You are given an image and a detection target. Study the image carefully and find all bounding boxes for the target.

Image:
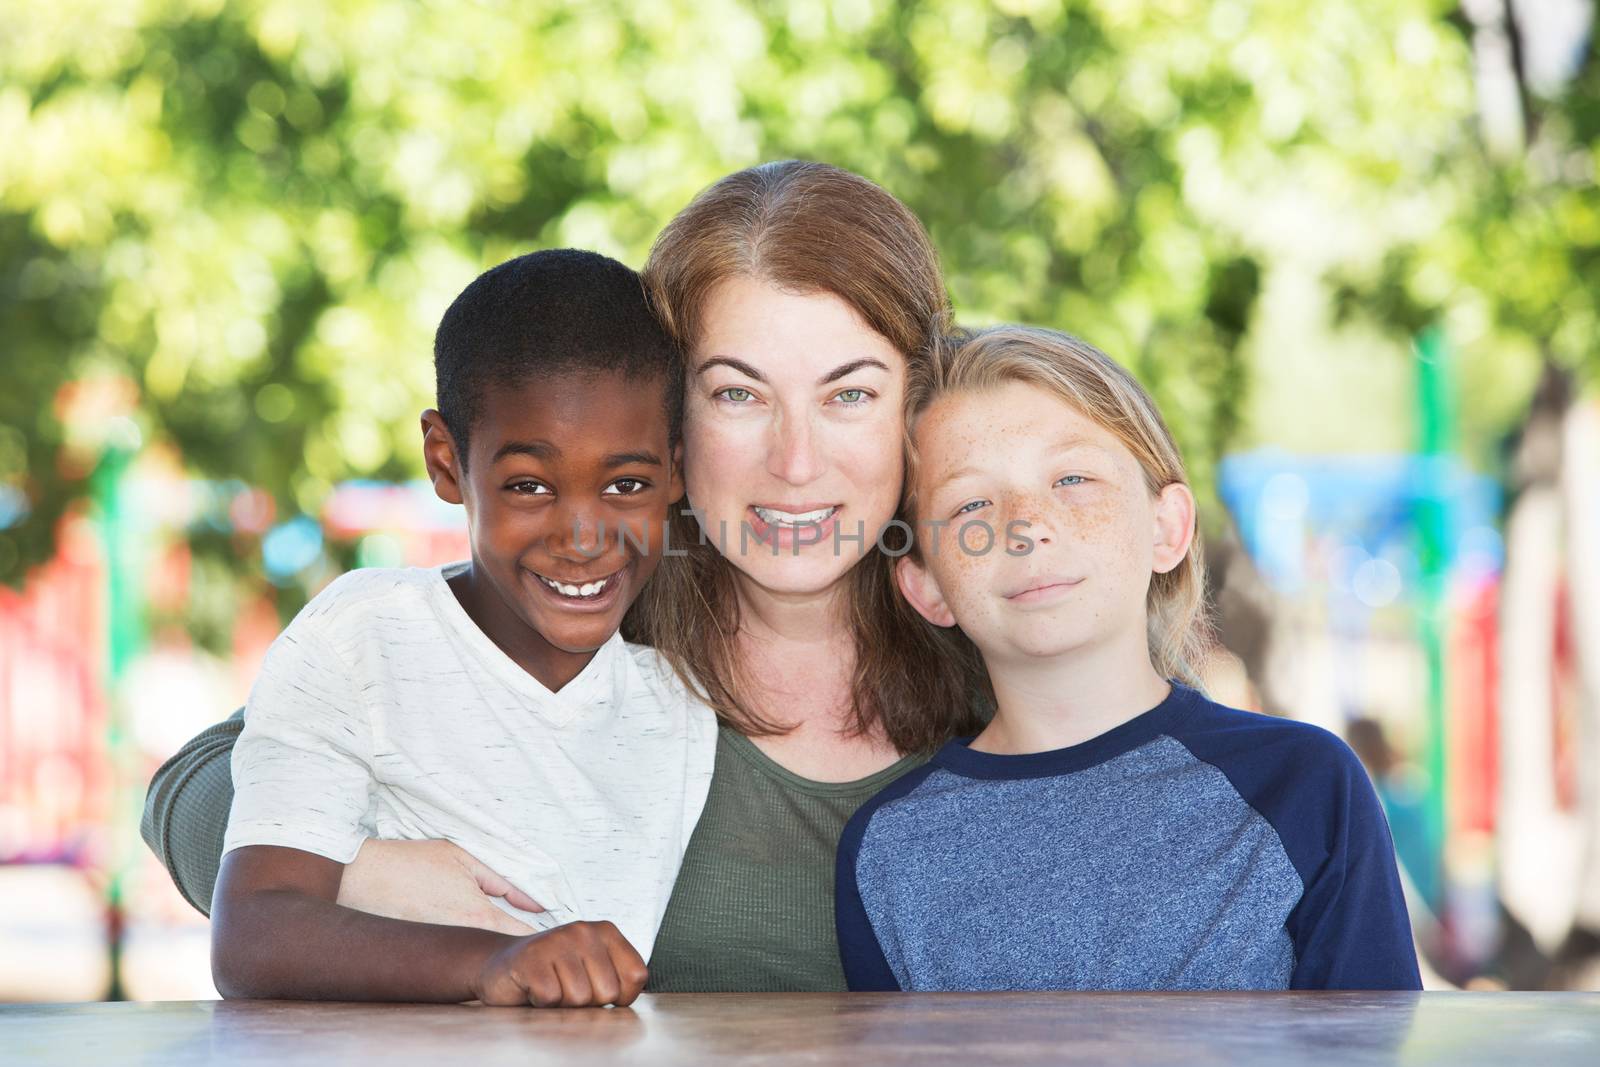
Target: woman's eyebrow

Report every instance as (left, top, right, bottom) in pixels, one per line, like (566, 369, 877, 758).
(696, 356, 765, 381)
(695, 356, 891, 384)
(818, 358, 890, 384)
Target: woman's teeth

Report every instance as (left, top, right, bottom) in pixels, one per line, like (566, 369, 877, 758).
(752, 505, 838, 527)
(540, 574, 611, 599)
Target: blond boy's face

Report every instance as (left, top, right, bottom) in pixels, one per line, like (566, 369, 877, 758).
(896, 381, 1193, 668)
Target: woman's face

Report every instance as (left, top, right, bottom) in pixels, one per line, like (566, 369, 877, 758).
(683, 275, 908, 598)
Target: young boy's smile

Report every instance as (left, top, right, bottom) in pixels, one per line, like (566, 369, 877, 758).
(896, 380, 1192, 669)
(422, 368, 684, 691)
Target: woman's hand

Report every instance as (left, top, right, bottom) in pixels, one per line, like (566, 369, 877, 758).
(336, 838, 545, 937)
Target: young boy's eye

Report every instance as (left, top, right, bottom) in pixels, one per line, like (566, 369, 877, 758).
(1054, 475, 1087, 488)
(603, 478, 649, 496)
(954, 498, 990, 517)
(714, 386, 754, 404)
(507, 480, 551, 496)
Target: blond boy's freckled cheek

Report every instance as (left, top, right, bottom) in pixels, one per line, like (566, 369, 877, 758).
(1058, 495, 1139, 557)
(927, 533, 995, 624)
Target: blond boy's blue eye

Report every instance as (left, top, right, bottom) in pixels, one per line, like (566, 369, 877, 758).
(955, 499, 989, 516)
(1055, 475, 1086, 487)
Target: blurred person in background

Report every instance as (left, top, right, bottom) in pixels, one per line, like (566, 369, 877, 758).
(1347, 717, 1439, 911)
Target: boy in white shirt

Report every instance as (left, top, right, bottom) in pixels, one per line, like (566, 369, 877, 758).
(210, 250, 716, 1008)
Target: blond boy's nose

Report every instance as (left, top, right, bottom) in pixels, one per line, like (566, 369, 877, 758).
(1006, 502, 1058, 552)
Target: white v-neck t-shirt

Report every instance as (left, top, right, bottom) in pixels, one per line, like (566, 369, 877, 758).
(224, 562, 717, 959)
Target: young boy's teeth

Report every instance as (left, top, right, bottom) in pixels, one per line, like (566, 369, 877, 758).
(542, 575, 609, 599)
(753, 505, 836, 526)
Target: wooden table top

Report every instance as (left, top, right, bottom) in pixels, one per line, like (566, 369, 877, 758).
(4, 992, 1598, 1066)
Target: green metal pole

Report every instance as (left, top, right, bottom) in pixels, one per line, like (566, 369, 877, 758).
(1415, 325, 1454, 899)
(90, 437, 143, 1001)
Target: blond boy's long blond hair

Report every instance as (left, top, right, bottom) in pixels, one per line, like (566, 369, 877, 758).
(904, 325, 1214, 689)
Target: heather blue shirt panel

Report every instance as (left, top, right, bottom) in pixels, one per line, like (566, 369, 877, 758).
(1169, 710, 1423, 990)
(835, 685, 1421, 992)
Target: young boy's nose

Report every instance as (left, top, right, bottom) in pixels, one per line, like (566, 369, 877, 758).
(553, 500, 608, 560)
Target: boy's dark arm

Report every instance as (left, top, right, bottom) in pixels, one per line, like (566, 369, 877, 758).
(211, 844, 512, 1002)
(213, 845, 650, 1005)
(140, 708, 243, 916)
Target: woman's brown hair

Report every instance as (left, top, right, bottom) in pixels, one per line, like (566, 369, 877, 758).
(627, 160, 988, 754)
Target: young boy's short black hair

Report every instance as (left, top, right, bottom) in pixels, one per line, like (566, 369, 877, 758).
(433, 249, 683, 464)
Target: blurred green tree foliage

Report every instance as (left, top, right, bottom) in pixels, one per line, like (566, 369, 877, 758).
(0, 0, 1594, 613)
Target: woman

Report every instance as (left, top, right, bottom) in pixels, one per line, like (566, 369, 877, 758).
(142, 160, 988, 992)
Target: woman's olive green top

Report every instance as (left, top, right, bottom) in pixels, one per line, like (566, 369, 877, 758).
(139, 710, 925, 992)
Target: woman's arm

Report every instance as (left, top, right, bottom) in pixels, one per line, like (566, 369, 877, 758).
(140, 709, 242, 915)
(336, 839, 544, 934)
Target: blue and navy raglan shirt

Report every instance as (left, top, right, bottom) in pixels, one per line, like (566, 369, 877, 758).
(835, 684, 1422, 991)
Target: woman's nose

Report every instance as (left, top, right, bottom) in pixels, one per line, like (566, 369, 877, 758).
(767, 408, 824, 485)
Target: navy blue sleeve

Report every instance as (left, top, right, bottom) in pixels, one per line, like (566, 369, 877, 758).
(1174, 709, 1422, 991)
(835, 763, 945, 992)
(834, 802, 898, 990)
(1281, 742, 1422, 989)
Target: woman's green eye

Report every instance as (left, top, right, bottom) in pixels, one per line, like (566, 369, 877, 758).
(718, 387, 753, 403)
(836, 388, 867, 405)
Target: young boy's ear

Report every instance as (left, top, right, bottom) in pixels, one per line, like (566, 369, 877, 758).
(667, 441, 686, 502)
(420, 409, 465, 506)
(1151, 482, 1197, 575)
(895, 554, 958, 629)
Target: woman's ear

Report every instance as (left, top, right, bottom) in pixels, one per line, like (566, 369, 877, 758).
(1151, 482, 1197, 575)
(896, 554, 958, 628)
(420, 409, 465, 505)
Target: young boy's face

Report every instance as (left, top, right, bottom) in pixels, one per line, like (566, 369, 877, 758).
(422, 369, 683, 658)
(895, 381, 1192, 668)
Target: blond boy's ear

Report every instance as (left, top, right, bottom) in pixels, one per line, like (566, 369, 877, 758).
(1151, 482, 1197, 575)
(420, 409, 465, 506)
(896, 554, 958, 628)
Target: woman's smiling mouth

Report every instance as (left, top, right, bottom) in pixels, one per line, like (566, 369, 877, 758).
(744, 504, 844, 551)
(750, 504, 840, 527)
